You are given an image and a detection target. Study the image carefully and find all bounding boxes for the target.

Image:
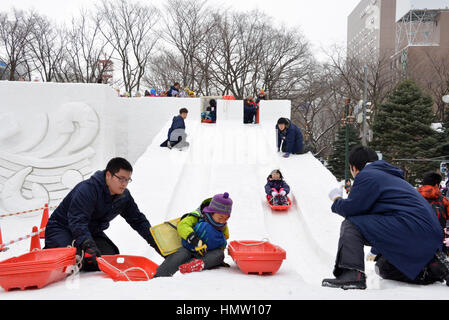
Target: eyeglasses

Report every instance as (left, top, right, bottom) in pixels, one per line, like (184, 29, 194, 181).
(113, 174, 132, 184)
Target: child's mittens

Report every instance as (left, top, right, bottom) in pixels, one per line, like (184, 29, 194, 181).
(271, 191, 279, 197)
(186, 232, 201, 247)
(279, 190, 286, 196)
(179, 259, 205, 274)
(186, 232, 207, 255)
(195, 240, 208, 256)
(328, 187, 343, 201)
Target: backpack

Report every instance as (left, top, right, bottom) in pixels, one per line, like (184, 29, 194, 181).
(428, 196, 448, 229)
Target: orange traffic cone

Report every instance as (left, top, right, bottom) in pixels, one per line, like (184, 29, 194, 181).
(30, 226, 41, 252)
(39, 203, 49, 239)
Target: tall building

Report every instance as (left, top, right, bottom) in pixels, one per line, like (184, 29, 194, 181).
(348, 0, 449, 120)
(347, 0, 397, 61)
(392, 7, 449, 79)
(391, 0, 449, 120)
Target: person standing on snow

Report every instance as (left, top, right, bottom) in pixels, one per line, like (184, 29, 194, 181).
(276, 118, 304, 158)
(160, 108, 189, 149)
(323, 146, 449, 289)
(44, 157, 161, 271)
(243, 97, 257, 124)
(418, 172, 449, 230)
(167, 82, 181, 97)
(154, 192, 232, 277)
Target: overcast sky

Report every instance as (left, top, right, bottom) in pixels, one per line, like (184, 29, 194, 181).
(1, 0, 361, 59)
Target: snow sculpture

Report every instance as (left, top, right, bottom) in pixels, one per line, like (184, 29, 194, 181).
(0, 102, 99, 212)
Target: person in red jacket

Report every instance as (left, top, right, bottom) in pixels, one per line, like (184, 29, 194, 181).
(418, 172, 449, 230)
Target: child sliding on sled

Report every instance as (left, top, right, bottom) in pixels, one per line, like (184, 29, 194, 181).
(265, 169, 290, 206)
(153, 192, 232, 277)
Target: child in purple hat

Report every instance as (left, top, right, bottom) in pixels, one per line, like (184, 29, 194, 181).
(154, 192, 232, 277)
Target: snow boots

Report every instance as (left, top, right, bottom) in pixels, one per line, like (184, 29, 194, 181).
(179, 259, 205, 274)
(433, 250, 449, 286)
(321, 269, 367, 290)
(279, 196, 289, 206)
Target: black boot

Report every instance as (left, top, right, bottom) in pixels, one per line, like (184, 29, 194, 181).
(322, 269, 367, 290)
(433, 251, 449, 286)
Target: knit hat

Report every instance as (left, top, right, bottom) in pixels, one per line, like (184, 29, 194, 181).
(203, 192, 233, 216)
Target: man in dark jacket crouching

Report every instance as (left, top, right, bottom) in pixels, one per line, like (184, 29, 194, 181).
(44, 157, 161, 271)
(323, 146, 449, 289)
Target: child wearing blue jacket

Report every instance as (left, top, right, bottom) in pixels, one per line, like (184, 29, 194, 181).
(154, 192, 232, 277)
(265, 169, 290, 205)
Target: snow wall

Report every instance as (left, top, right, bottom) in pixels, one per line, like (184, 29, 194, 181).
(0, 81, 290, 213)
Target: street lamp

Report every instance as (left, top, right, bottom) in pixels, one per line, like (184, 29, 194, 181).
(443, 95, 449, 104)
(344, 99, 351, 181)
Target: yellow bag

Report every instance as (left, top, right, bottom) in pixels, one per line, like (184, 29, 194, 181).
(150, 217, 182, 256)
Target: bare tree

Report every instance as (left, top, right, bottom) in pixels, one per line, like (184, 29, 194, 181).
(259, 25, 313, 99)
(291, 63, 346, 157)
(98, 0, 160, 93)
(57, 11, 115, 83)
(0, 9, 35, 80)
(407, 50, 449, 122)
(27, 14, 66, 82)
(161, 0, 214, 92)
(325, 45, 396, 123)
(208, 10, 268, 98)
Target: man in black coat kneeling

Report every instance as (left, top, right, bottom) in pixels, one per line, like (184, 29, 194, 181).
(44, 157, 161, 271)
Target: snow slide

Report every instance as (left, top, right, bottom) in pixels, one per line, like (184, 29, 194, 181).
(109, 119, 344, 285)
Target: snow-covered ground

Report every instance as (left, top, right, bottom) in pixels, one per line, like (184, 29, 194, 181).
(1, 119, 449, 300)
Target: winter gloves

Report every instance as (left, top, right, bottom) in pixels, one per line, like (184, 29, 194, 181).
(186, 232, 208, 256)
(79, 238, 101, 269)
(272, 189, 287, 197)
(328, 187, 343, 202)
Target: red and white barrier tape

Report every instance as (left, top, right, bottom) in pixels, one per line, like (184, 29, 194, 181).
(0, 226, 45, 251)
(0, 205, 58, 218)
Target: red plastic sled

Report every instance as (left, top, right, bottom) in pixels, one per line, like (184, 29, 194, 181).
(0, 247, 76, 291)
(266, 195, 292, 211)
(228, 240, 286, 275)
(97, 255, 159, 281)
(201, 119, 215, 123)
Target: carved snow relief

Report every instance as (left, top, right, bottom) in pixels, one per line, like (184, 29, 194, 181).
(0, 102, 99, 213)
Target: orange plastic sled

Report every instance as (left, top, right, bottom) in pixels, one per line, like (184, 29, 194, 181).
(97, 255, 159, 281)
(0, 247, 76, 291)
(266, 195, 292, 211)
(228, 240, 286, 275)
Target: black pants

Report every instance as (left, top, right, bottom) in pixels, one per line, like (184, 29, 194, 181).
(335, 220, 441, 284)
(333, 219, 370, 277)
(44, 225, 119, 272)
